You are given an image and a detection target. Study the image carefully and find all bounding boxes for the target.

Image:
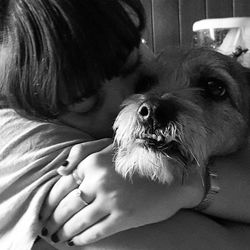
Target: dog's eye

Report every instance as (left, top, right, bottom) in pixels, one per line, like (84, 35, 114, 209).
(134, 75, 158, 93)
(204, 79, 228, 101)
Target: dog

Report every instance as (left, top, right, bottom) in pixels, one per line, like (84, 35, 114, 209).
(113, 48, 250, 184)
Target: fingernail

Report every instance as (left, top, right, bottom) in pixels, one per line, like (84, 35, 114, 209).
(41, 228, 48, 236)
(67, 241, 75, 246)
(62, 160, 69, 167)
(51, 233, 60, 243)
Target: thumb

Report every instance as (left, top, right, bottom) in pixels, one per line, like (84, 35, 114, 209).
(57, 138, 113, 175)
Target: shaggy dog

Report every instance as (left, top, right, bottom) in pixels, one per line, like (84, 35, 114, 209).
(113, 48, 250, 184)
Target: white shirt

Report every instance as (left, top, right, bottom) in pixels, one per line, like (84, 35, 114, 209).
(0, 108, 91, 250)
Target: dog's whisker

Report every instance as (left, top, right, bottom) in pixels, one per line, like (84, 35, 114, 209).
(186, 146, 201, 167)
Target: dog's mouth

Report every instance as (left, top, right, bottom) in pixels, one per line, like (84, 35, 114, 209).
(135, 132, 190, 165)
(135, 132, 165, 144)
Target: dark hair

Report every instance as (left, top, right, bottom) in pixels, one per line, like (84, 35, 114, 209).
(0, 0, 145, 119)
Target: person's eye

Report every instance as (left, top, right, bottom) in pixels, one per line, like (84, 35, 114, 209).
(67, 95, 98, 113)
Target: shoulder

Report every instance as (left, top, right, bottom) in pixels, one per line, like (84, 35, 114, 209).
(0, 108, 92, 154)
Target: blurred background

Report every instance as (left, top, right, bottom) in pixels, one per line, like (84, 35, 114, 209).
(141, 0, 250, 53)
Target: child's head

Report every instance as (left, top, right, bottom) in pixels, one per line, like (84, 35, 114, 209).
(0, 0, 145, 119)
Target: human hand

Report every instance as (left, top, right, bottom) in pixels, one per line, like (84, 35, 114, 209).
(40, 143, 204, 247)
(56, 138, 114, 176)
(39, 138, 112, 229)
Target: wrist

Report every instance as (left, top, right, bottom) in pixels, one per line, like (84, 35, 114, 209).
(181, 169, 205, 209)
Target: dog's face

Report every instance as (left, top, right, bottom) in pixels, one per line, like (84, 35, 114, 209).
(113, 48, 250, 184)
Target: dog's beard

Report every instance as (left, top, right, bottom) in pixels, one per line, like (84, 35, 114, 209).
(113, 48, 250, 184)
(113, 94, 208, 184)
(113, 88, 248, 184)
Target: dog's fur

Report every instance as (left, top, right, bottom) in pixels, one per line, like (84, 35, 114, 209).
(113, 48, 250, 184)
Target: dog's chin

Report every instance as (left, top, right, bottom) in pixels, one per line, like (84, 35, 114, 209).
(113, 138, 191, 184)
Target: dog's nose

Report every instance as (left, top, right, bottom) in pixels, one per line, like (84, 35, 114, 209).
(137, 98, 178, 126)
(137, 102, 152, 121)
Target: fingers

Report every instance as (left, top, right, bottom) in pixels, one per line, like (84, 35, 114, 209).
(68, 214, 127, 246)
(50, 198, 109, 243)
(44, 188, 92, 240)
(39, 174, 78, 221)
(57, 138, 112, 175)
(40, 139, 112, 220)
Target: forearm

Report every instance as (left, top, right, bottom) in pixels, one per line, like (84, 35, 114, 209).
(203, 142, 250, 222)
(41, 210, 250, 250)
(83, 211, 250, 250)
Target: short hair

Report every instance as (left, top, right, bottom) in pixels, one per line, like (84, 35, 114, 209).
(0, 0, 145, 119)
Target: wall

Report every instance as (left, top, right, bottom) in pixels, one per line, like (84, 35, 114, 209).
(141, 0, 250, 53)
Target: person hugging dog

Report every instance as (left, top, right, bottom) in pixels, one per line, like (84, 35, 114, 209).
(0, 1, 250, 250)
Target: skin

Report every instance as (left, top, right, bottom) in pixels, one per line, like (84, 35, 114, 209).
(35, 141, 250, 250)
(40, 142, 203, 244)
(37, 210, 250, 250)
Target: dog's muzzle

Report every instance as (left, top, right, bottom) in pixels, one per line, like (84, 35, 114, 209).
(137, 95, 180, 130)
(138, 95, 191, 162)
(113, 93, 200, 184)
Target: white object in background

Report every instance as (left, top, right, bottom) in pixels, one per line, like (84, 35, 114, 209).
(193, 17, 250, 68)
